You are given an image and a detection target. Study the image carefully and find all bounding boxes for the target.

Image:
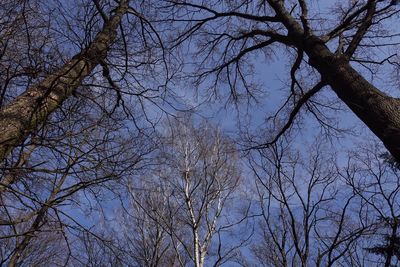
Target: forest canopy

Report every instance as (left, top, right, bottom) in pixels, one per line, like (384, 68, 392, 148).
(0, 0, 400, 266)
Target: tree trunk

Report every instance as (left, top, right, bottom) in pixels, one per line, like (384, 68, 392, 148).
(304, 38, 400, 163)
(193, 230, 202, 267)
(0, 0, 129, 163)
(268, 0, 400, 162)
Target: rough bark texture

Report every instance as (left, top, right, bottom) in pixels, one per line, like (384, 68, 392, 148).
(0, 0, 129, 163)
(305, 40, 400, 163)
(268, 0, 400, 162)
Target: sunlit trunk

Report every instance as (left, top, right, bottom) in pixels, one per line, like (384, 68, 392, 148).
(0, 0, 129, 163)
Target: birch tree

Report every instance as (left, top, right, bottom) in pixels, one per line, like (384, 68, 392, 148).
(122, 115, 244, 267)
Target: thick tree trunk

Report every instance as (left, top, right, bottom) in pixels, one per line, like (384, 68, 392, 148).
(268, 0, 400, 162)
(304, 39, 400, 162)
(0, 0, 129, 163)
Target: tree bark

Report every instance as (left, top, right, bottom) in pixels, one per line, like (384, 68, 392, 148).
(305, 40, 400, 163)
(0, 0, 129, 163)
(268, 0, 400, 162)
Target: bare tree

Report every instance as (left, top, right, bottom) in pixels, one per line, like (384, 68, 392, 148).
(0, 1, 164, 264)
(344, 143, 400, 267)
(0, 90, 154, 266)
(4, 1, 400, 265)
(248, 138, 375, 266)
(0, 0, 131, 162)
(157, 0, 400, 162)
(118, 180, 187, 267)
(119, 115, 245, 267)
(0, 0, 170, 163)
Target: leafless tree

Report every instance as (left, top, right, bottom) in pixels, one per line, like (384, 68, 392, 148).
(3, 1, 400, 265)
(248, 138, 377, 267)
(117, 180, 188, 267)
(155, 0, 400, 162)
(343, 143, 400, 267)
(0, 136, 152, 266)
(0, 87, 154, 266)
(0, 0, 170, 162)
(0, 1, 165, 265)
(117, 115, 246, 267)
(0, 0, 128, 161)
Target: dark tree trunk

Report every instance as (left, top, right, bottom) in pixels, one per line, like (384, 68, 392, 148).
(268, 0, 400, 162)
(305, 39, 400, 162)
(0, 0, 129, 163)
